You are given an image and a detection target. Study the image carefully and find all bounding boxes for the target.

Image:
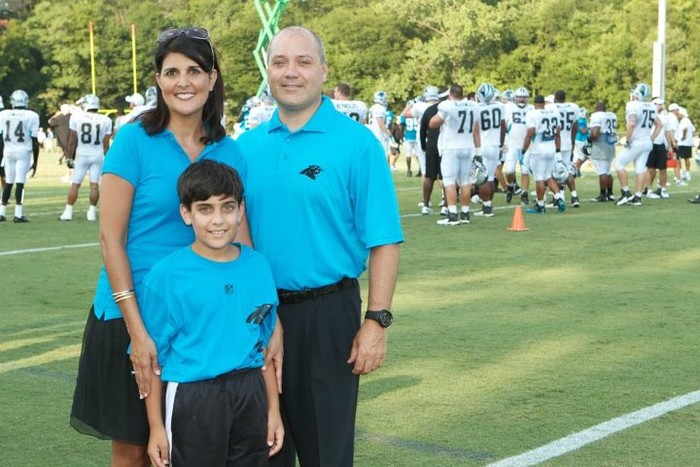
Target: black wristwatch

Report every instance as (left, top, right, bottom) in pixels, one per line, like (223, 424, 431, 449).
(365, 309, 393, 328)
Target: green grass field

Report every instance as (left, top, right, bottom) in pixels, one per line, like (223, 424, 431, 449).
(1, 151, 699, 466)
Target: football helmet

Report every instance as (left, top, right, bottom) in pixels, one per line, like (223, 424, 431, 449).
(470, 157, 487, 186)
(374, 90, 388, 106)
(476, 83, 496, 104)
(502, 89, 514, 102)
(579, 107, 587, 118)
(82, 94, 100, 111)
(551, 159, 569, 184)
(145, 86, 158, 105)
(423, 86, 439, 102)
(630, 83, 650, 102)
(10, 89, 29, 108)
(582, 141, 592, 157)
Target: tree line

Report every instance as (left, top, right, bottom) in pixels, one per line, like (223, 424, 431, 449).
(0, 0, 697, 125)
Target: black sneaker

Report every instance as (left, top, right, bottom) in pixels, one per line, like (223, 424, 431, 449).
(571, 196, 580, 207)
(407, 169, 413, 177)
(630, 196, 642, 206)
(474, 205, 494, 217)
(505, 186, 514, 203)
(0, 215, 5, 222)
(459, 211, 471, 224)
(520, 192, 530, 206)
(556, 198, 566, 212)
(591, 194, 607, 202)
(616, 191, 633, 206)
(436, 212, 460, 225)
(415, 171, 422, 177)
(514, 183, 523, 195)
(13, 216, 30, 223)
(688, 195, 700, 204)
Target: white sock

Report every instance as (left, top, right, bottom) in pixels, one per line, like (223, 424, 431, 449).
(14, 205, 23, 218)
(87, 205, 96, 215)
(63, 205, 74, 216)
(0, 205, 6, 217)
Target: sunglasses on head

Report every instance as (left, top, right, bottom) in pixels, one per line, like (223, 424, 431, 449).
(157, 27, 215, 69)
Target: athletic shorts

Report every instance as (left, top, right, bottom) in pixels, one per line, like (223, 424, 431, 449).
(425, 150, 442, 181)
(70, 307, 148, 445)
(646, 144, 668, 170)
(166, 369, 269, 466)
(677, 146, 692, 159)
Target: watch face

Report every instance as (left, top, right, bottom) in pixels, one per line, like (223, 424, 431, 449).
(379, 311, 393, 327)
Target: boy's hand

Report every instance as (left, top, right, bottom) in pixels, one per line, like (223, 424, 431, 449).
(267, 410, 285, 457)
(148, 428, 170, 467)
(263, 317, 284, 393)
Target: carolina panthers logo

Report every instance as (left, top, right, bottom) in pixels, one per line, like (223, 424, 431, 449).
(300, 165, 322, 180)
(224, 284, 234, 295)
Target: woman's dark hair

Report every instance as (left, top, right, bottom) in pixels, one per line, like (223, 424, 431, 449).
(139, 33, 226, 144)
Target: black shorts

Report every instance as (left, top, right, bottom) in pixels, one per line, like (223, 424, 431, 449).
(168, 369, 269, 466)
(70, 307, 149, 445)
(424, 150, 442, 181)
(646, 144, 668, 169)
(677, 146, 692, 159)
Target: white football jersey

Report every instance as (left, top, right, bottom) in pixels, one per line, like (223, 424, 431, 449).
(679, 116, 695, 146)
(410, 100, 432, 133)
(504, 102, 533, 148)
(69, 111, 113, 157)
(0, 108, 40, 154)
(435, 99, 478, 150)
(476, 101, 505, 147)
(547, 102, 581, 151)
(247, 105, 275, 129)
(652, 112, 668, 146)
(332, 99, 368, 123)
(666, 112, 680, 143)
(368, 103, 387, 140)
(589, 111, 618, 146)
(526, 108, 560, 154)
(625, 101, 656, 142)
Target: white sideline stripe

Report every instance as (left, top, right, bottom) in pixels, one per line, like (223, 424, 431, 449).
(487, 390, 700, 467)
(0, 242, 99, 256)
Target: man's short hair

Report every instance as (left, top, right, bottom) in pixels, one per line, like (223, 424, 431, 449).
(178, 160, 244, 208)
(335, 82, 351, 98)
(554, 90, 566, 102)
(449, 84, 463, 98)
(268, 26, 326, 65)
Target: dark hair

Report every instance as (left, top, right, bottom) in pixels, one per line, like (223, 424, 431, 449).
(450, 84, 463, 98)
(335, 82, 351, 98)
(140, 33, 226, 144)
(178, 160, 244, 208)
(554, 90, 566, 102)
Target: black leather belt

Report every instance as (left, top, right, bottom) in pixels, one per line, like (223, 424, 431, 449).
(277, 277, 357, 304)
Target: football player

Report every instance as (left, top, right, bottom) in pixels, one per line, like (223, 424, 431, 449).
(400, 111, 419, 177)
(368, 90, 391, 166)
(0, 90, 40, 222)
(615, 83, 663, 206)
(644, 98, 672, 199)
(59, 94, 113, 222)
(247, 84, 275, 129)
(522, 95, 565, 213)
(473, 82, 506, 217)
(547, 90, 582, 207)
(429, 84, 480, 225)
(503, 86, 533, 205)
(586, 101, 618, 202)
(331, 82, 368, 124)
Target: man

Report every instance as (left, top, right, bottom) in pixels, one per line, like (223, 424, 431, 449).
(58, 94, 113, 222)
(368, 90, 392, 168)
(615, 83, 662, 206)
(522, 95, 566, 213)
(677, 107, 695, 181)
(419, 87, 447, 215)
(403, 86, 439, 211)
(644, 98, 672, 199)
(332, 81, 368, 123)
(429, 84, 480, 225)
(247, 84, 276, 129)
(666, 103, 683, 185)
(586, 101, 618, 202)
(113, 92, 145, 135)
(399, 110, 419, 177)
(237, 26, 403, 467)
(503, 86, 533, 205)
(473, 82, 506, 217)
(0, 90, 40, 223)
(547, 90, 582, 207)
(48, 104, 73, 166)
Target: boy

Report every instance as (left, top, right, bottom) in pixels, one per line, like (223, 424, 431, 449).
(139, 160, 283, 467)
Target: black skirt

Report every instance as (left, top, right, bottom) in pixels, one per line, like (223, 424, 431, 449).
(70, 307, 148, 445)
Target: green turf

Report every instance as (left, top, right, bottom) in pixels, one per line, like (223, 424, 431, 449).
(1, 152, 699, 465)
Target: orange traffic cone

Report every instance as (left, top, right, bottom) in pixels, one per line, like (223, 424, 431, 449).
(507, 205, 528, 231)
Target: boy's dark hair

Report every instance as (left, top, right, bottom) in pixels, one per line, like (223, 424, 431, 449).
(139, 33, 226, 144)
(177, 160, 243, 208)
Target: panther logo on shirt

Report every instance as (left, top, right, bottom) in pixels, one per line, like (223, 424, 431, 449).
(300, 165, 322, 180)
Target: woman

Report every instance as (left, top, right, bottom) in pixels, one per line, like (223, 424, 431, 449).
(70, 28, 252, 466)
